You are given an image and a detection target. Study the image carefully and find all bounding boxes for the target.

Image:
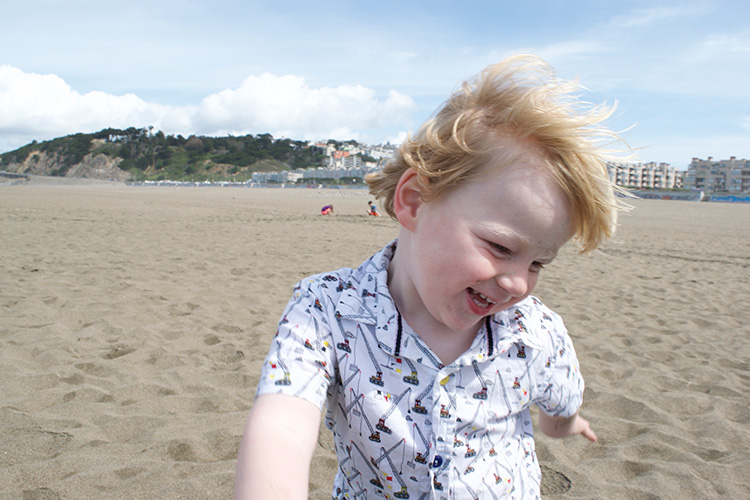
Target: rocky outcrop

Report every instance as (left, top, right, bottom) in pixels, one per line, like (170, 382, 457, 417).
(66, 154, 131, 181)
(7, 151, 131, 182)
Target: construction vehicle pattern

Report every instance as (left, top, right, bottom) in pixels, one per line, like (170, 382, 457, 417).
(356, 398, 382, 443)
(412, 380, 433, 415)
(360, 324, 384, 387)
(382, 446, 410, 499)
(401, 358, 420, 385)
(256, 243, 586, 500)
(370, 438, 405, 465)
(411, 423, 430, 465)
(376, 387, 412, 435)
(274, 358, 292, 386)
(470, 360, 488, 400)
(349, 441, 384, 490)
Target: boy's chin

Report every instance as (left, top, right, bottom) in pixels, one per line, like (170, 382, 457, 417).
(440, 313, 486, 336)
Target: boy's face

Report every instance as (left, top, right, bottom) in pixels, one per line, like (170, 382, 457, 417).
(394, 146, 573, 336)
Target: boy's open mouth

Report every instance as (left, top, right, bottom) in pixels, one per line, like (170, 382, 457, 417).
(469, 288, 497, 309)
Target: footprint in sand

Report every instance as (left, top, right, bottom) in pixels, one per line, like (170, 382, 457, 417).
(103, 344, 135, 359)
(540, 465, 571, 494)
(168, 302, 200, 317)
(22, 488, 61, 500)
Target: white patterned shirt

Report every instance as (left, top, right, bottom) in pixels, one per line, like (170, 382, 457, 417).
(256, 241, 584, 500)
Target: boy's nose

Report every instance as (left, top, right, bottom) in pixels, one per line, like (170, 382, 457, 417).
(495, 269, 529, 298)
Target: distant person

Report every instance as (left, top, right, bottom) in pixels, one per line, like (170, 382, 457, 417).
(320, 204, 334, 215)
(236, 55, 629, 500)
(367, 200, 380, 216)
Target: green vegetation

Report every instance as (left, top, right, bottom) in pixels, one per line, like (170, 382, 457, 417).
(0, 127, 329, 181)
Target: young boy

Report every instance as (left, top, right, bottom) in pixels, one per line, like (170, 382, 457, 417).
(236, 55, 625, 499)
(367, 201, 381, 216)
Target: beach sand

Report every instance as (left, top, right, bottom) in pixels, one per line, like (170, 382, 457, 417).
(1, 183, 748, 499)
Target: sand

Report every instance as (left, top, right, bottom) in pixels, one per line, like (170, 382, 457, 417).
(1, 183, 748, 499)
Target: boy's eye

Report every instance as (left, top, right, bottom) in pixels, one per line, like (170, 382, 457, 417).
(530, 262, 545, 272)
(490, 242, 510, 254)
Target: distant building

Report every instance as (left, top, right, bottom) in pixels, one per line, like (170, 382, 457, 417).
(607, 162, 684, 190)
(251, 171, 303, 184)
(365, 145, 398, 161)
(251, 141, 396, 184)
(295, 163, 379, 182)
(685, 156, 750, 193)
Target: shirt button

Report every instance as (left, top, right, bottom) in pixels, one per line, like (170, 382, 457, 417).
(432, 455, 443, 468)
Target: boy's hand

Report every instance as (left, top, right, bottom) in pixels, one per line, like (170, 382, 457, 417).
(569, 414, 598, 442)
(538, 411, 598, 442)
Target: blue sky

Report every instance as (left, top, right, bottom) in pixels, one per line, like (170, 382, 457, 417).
(1, 0, 748, 168)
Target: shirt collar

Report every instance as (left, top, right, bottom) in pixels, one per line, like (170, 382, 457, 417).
(334, 240, 405, 358)
(333, 240, 397, 327)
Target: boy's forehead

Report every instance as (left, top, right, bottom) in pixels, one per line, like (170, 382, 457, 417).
(457, 158, 575, 235)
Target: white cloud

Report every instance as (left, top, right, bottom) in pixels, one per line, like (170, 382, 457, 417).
(0, 64, 174, 138)
(387, 130, 411, 146)
(532, 6, 750, 100)
(539, 40, 613, 63)
(390, 51, 420, 63)
(0, 66, 417, 153)
(192, 73, 416, 141)
(694, 29, 750, 58)
(609, 5, 701, 28)
(665, 29, 750, 97)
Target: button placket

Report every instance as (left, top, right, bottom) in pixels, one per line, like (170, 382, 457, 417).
(430, 368, 456, 495)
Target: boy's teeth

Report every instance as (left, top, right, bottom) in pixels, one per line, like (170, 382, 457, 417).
(479, 293, 496, 304)
(472, 289, 496, 305)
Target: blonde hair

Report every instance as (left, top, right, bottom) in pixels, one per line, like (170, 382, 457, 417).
(366, 54, 630, 253)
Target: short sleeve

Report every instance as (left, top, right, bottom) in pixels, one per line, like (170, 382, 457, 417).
(255, 278, 337, 410)
(534, 311, 585, 418)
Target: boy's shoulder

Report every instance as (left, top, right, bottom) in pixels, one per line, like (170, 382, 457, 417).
(297, 267, 357, 292)
(505, 295, 560, 321)
(533, 295, 562, 318)
(294, 266, 358, 301)
(295, 242, 394, 300)
(291, 243, 396, 325)
(493, 295, 566, 350)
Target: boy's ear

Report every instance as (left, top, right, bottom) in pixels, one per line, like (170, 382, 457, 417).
(393, 168, 423, 231)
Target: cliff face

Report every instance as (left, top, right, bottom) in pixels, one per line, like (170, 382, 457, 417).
(66, 154, 131, 181)
(7, 151, 131, 181)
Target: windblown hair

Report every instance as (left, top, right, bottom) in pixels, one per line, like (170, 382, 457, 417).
(366, 54, 630, 253)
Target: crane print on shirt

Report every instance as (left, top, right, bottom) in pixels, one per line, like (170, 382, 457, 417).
(256, 241, 584, 500)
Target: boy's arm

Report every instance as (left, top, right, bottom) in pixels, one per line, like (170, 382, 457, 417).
(235, 394, 322, 500)
(538, 411, 597, 442)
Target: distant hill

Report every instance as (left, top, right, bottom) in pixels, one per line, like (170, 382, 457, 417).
(0, 128, 328, 182)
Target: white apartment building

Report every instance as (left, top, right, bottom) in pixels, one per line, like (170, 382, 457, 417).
(251, 171, 303, 184)
(295, 164, 379, 182)
(685, 157, 750, 193)
(328, 154, 364, 170)
(365, 144, 398, 161)
(607, 162, 683, 189)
